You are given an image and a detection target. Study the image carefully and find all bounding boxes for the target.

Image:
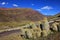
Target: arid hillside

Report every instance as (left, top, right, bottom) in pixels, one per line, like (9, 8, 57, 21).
(0, 8, 45, 22)
(47, 13, 60, 21)
(0, 8, 60, 40)
(0, 8, 46, 30)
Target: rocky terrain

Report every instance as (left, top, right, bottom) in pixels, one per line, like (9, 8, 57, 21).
(47, 13, 60, 21)
(0, 8, 45, 22)
(0, 8, 60, 40)
(0, 8, 46, 30)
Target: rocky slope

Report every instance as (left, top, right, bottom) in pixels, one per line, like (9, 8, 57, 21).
(0, 8, 45, 22)
(47, 13, 60, 21)
(0, 8, 46, 30)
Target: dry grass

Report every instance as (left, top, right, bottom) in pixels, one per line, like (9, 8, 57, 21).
(0, 21, 30, 30)
(0, 32, 23, 40)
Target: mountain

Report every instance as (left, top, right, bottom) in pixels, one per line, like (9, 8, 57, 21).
(0, 8, 45, 22)
(47, 13, 60, 21)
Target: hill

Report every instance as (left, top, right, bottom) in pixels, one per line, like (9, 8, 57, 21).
(0, 8, 45, 22)
(47, 13, 60, 21)
(0, 8, 45, 29)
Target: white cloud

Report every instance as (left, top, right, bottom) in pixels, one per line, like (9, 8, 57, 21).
(41, 6, 53, 10)
(32, 4, 34, 6)
(35, 6, 53, 12)
(1, 2, 6, 5)
(1, 2, 8, 5)
(36, 9, 41, 11)
(13, 4, 18, 7)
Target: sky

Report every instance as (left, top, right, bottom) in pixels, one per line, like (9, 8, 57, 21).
(0, 0, 60, 15)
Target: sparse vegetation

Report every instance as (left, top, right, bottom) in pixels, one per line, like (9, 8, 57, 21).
(0, 8, 60, 40)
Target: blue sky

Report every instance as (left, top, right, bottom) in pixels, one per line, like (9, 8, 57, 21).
(0, 0, 60, 15)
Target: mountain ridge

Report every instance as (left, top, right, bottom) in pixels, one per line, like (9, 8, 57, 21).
(0, 8, 45, 22)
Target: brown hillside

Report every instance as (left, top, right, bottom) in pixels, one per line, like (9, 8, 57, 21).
(47, 13, 60, 21)
(0, 8, 45, 22)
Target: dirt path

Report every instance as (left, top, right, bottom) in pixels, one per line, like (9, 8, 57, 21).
(0, 29, 21, 37)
